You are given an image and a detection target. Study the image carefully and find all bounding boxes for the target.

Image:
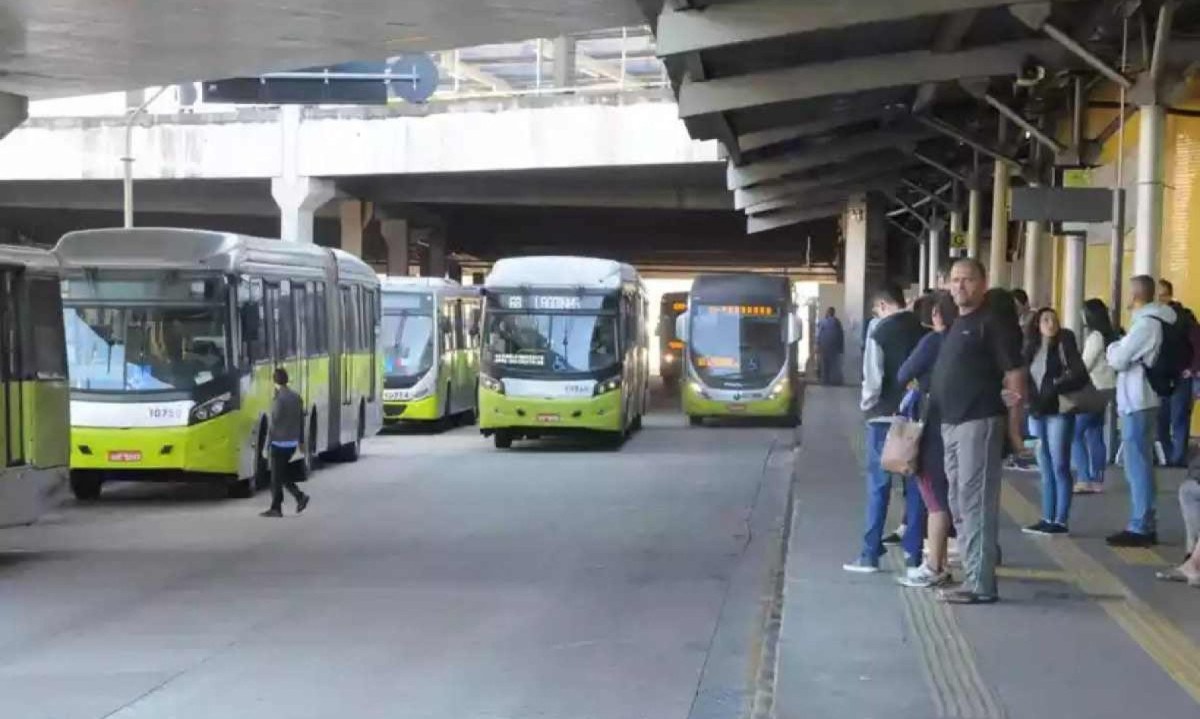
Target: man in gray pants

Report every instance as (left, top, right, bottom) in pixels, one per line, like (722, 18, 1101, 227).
(261, 368, 311, 518)
(930, 259, 1026, 604)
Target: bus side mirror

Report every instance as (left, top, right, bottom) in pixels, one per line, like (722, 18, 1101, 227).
(787, 314, 802, 344)
(675, 314, 689, 343)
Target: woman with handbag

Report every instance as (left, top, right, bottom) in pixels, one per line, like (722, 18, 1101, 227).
(1072, 299, 1118, 494)
(1022, 308, 1090, 536)
(895, 291, 959, 588)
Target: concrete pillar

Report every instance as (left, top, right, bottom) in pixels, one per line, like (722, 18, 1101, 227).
(339, 200, 367, 257)
(553, 36, 576, 89)
(1064, 234, 1086, 336)
(989, 161, 1010, 285)
(425, 231, 447, 278)
(928, 218, 943, 289)
(1134, 104, 1165, 277)
(967, 185, 983, 259)
(271, 176, 334, 244)
(842, 194, 886, 385)
(381, 219, 410, 277)
(1023, 221, 1045, 305)
(918, 239, 929, 291)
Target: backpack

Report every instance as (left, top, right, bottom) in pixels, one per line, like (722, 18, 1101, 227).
(1146, 313, 1194, 397)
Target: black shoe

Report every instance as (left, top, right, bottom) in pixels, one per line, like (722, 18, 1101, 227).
(1106, 530, 1157, 547)
(296, 494, 310, 514)
(1046, 523, 1070, 536)
(260, 509, 283, 518)
(882, 530, 903, 545)
(1022, 520, 1053, 536)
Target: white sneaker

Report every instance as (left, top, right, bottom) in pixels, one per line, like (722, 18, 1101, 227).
(842, 558, 881, 574)
(898, 564, 951, 588)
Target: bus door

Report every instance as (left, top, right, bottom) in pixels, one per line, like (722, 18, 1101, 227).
(291, 282, 309, 408)
(339, 285, 354, 415)
(0, 269, 24, 468)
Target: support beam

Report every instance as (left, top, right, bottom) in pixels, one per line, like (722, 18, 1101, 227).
(734, 155, 917, 210)
(737, 107, 887, 154)
(272, 176, 335, 244)
(438, 52, 513, 92)
(913, 9, 982, 112)
(1022, 220, 1044, 303)
(339, 199, 369, 258)
(746, 173, 904, 216)
(912, 151, 969, 185)
(658, 0, 1072, 57)
(914, 114, 1021, 166)
(542, 40, 646, 88)
(989, 159, 1011, 283)
(727, 130, 929, 190)
(678, 39, 1057, 119)
(967, 184, 983, 259)
(747, 203, 843, 234)
(1010, 7, 1133, 90)
(981, 94, 1065, 153)
(1064, 233, 1086, 336)
(928, 218, 944, 288)
(381, 219, 411, 277)
(552, 36, 576, 89)
(887, 193, 932, 229)
(1149, 0, 1177, 87)
(0, 92, 28, 141)
(842, 193, 887, 382)
(900, 178, 954, 213)
(889, 218, 926, 244)
(918, 233, 930, 290)
(1134, 104, 1165, 276)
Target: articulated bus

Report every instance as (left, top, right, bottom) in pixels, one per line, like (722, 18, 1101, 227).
(479, 257, 649, 449)
(55, 228, 382, 500)
(658, 291, 689, 388)
(381, 277, 481, 428)
(677, 274, 801, 426)
(0, 245, 69, 526)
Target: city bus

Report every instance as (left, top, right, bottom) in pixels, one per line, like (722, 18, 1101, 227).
(676, 273, 801, 426)
(54, 228, 382, 500)
(479, 256, 649, 449)
(658, 291, 688, 388)
(381, 277, 481, 428)
(0, 245, 69, 526)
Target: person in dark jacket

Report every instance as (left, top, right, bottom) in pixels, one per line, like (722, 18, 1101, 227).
(896, 291, 958, 588)
(1021, 308, 1089, 535)
(261, 368, 311, 518)
(815, 307, 846, 385)
(1156, 279, 1197, 467)
(843, 284, 928, 573)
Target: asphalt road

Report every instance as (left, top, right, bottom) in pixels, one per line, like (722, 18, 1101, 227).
(0, 409, 795, 719)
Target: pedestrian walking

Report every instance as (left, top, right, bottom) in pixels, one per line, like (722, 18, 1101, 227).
(1021, 308, 1089, 536)
(930, 260, 1025, 604)
(261, 368, 311, 518)
(815, 307, 845, 386)
(1072, 299, 1118, 494)
(843, 284, 927, 574)
(1105, 276, 1176, 547)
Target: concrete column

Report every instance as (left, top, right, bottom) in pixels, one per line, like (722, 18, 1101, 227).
(425, 231, 447, 278)
(1064, 234, 1086, 336)
(339, 200, 366, 257)
(928, 218, 943, 289)
(989, 161, 1010, 285)
(1023, 221, 1044, 305)
(553, 36, 576, 89)
(949, 207, 964, 259)
(918, 239, 929, 291)
(842, 194, 886, 385)
(271, 176, 334, 244)
(380, 219, 410, 277)
(967, 185, 983, 259)
(1135, 105, 1165, 277)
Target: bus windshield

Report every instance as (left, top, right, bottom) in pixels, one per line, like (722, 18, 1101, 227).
(64, 306, 230, 392)
(690, 303, 785, 387)
(483, 312, 618, 374)
(382, 312, 435, 380)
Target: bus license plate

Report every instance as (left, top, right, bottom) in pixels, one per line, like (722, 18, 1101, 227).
(536, 413, 561, 423)
(728, 403, 747, 413)
(108, 451, 142, 463)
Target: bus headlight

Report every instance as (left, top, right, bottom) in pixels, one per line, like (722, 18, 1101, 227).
(662, 354, 675, 364)
(689, 381, 708, 399)
(480, 374, 505, 395)
(594, 376, 622, 396)
(770, 379, 789, 398)
(190, 393, 234, 424)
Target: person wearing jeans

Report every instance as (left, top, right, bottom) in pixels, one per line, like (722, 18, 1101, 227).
(1106, 276, 1176, 547)
(1156, 279, 1197, 468)
(1072, 299, 1117, 493)
(1022, 308, 1088, 535)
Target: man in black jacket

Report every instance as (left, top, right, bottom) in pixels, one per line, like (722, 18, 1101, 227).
(261, 368, 311, 518)
(844, 284, 928, 573)
(1157, 279, 1197, 467)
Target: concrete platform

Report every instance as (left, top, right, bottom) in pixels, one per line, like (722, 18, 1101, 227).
(775, 386, 1200, 719)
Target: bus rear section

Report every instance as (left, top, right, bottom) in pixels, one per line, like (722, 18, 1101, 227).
(477, 257, 648, 449)
(658, 292, 688, 388)
(679, 274, 801, 426)
(380, 278, 480, 428)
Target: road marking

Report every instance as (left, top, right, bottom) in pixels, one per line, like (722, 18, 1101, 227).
(1110, 546, 1171, 566)
(1001, 485, 1200, 704)
(995, 566, 1071, 582)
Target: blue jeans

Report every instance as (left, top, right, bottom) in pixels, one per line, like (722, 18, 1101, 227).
(1121, 409, 1158, 534)
(1071, 410, 1108, 484)
(1157, 379, 1195, 466)
(1033, 414, 1075, 525)
(861, 422, 926, 566)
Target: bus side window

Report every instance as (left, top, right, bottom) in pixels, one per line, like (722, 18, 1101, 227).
(25, 277, 67, 380)
(294, 283, 308, 357)
(340, 285, 355, 353)
(279, 281, 296, 360)
(453, 301, 465, 351)
(239, 277, 268, 365)
(313, 282, 327, 355)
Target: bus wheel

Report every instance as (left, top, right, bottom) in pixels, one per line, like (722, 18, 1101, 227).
(252, 424, 270, 490)
(69, 472, 102, 501)
(688, 415, 703, 427)
(494, 431, 513, 449)
(631, 414, 643, 432)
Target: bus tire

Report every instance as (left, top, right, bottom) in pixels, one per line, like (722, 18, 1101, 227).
(688, 415, 703, 427)
(228, 475, 255, 499)
(252, 422, 270, 491)
(69, 472, 102, 501)
(494, 431, 513, 449)
(631, 414, 643, 432)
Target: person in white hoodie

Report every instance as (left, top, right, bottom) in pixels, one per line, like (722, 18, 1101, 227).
(1072, 299, 1118, 494)
(1105, 276, 1177, 547)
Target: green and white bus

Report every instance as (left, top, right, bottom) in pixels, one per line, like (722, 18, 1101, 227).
(1, 245, 69, 526)
(677, 273, 801, 426)
(479, 257, 649, 449)
(381, 277, 481, 428)
(55, 228, 382, 500)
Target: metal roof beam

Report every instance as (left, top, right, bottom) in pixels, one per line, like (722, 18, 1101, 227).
(745, 173, 905, 216)
(913, 114, 1023, 166)
(657, 0, 1079, 58)
(679, 39, 1059, 119)
(738, 107, 893, 154)
(726, 129, 932, 190)
(912, 9, 981, 112)
(437, 52, 512, 92)
(912, 151, 969, 184)
(748, 202, 845, 235)
(733, 155, 919, 210)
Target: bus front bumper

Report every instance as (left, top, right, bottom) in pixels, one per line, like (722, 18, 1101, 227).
(682, 382, 793, 418)
(479, 388, 623, 434)
(383, 394, 441, 424)
(70, 413, 242, 476)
